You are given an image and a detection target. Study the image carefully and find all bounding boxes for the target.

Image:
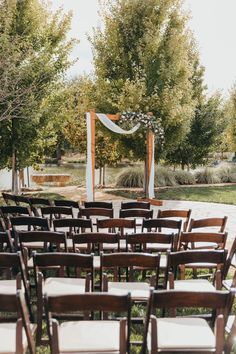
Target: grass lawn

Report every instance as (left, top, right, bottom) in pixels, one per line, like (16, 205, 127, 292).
(107, 185, 236, 205)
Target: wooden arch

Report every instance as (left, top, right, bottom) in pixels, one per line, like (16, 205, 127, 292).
(88, 109, 162, 205)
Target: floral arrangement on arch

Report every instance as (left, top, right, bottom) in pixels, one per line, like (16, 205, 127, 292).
(120, 111, 165, 145)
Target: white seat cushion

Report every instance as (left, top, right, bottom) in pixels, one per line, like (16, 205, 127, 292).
(0, 323, 28, 354)
(0, 280, 24, 294)
(226, 315, 235, 332)
(146, 243, 171, 251)
(169, 279, 216, 292)
(58, 320, 120, 353)
(22, 241, 45, 249)
(152, 317, 215, 350)
(108, 281, 150, 300)
(160, 254, 167, 269)
(44, 278, 86, 296)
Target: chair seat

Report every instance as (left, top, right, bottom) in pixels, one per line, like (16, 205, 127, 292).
(185, 262, 217, 268)
(223, 278, 233, 290)
(150, 317, 215, 350)
(58, 320, 121, 353)
(108, 281, 150, 300)
(0, 323, 28, 354)
(160, 254, 167, 269)
(22, 241, 46, 249)
(169, 279, 216, 292)
(0, 280, 23, 294)
(146, 243, 171, 251)
(191, 242, 218, 249)
(44, 278, 86, 296)
(64, 239, 87, 250)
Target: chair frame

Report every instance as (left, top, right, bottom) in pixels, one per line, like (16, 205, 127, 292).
(142, 289, 234, 354)
(157, 209, 192, 232)
(45, 292, 131, 354)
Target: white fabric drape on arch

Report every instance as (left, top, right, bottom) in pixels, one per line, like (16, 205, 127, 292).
(86, 112, 155, 201)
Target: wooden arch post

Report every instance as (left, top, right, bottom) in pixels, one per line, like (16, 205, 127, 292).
(89, 109, 120, 201)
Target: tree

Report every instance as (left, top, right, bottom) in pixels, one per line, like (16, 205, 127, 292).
(0, 0, 76, 192)
(166, 94, 224, 169)
(90, 0, 198, 160)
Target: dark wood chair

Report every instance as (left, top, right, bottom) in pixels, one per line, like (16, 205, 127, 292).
(0, 230, 14, 252)
(78, 207, 114, 231)
(73, 232, 120, 271)
(45, 292, 131, 354)
(0, 205, 32, 230)
(179, 231, 228, 251)
(0, 291, 36, 354)
(18, 231, 68, 275)
(142, 289, 233, 354)
(28, 197, 52, 216)
(14, 195, 30, 206)
(121, 201, 150, 210)
(188, 216, 228, 233)
(119, 208, 153, 231)
(142, 218, 182, 254)
(157, 209, 192, 232)
(53, 218, 93, 250)
(101, 252, 160, 300)
(222, 236, 236, 285)
(167, 249, 227, 292)
(2, 192, 17, 205)
(127, 232, 177, 288)
(33, 252, 94, 345)
(0, 217, 6, 231)
(54, 199, 80, 209)
(10, 216, 50, 249)
(0, 252, 32, 320)
(41, 206, 74, 227)
(97, 218, 136, 250)
(84, 201, 113, 209)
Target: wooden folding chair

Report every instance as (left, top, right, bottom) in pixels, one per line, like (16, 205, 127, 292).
(73, 232, 120, 273)
(0, 252, 32, 321)
(84, 201, 113, 209)
(178, 231, 228, 251)
(0, 205, 32, 230)
(54, 199, 80, 218)
(41, 206, 74, 227)
(11, 216, 50, 249)
(121, 201, 150, 210)
(142, 219, 182, 254)
(53, 218, 93, 250)
(97, 218, 136, 250)
(33, 252, 94, 345)
(28, 197, 52, 217)
(142, 289, 233, 354)
(78, 207, 114, 230)
(127, 232, 177, 288)
(2, 192, 17, 206)
(45, 292, 131, 354)
(120, 208, 153, 231)
(167, 249, 227, 292)
(188, 216, 228, 233)
(157, 209, 192, 232)
(0, 230, 14, 252)
(0, 291, 36, 354)
(101, 252, 160, 301)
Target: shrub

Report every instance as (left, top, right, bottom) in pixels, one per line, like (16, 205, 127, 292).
(195, 168, 221, 184)
(154, 166, 177, 187)
(174, 170, 196, 185)
(116, 167, 144, 188)
(217, 166, 236, 183)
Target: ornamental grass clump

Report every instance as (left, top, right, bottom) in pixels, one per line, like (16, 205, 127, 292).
(195, 168, 221, 184)
(116, 167, 144, 188)
(154, 166, 177, 187)
(217, 166, 236, 183)
(174, 170, 196, 185)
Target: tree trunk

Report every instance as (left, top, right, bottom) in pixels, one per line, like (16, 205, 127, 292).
(99, 167, 102, 186)
(56, 146, 62, 165)
(181, 162, 185, 170)
(11, 148, 18, 194)
(102, 165, 106, 186)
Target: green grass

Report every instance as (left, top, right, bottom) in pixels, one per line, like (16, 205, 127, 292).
(107, 185, 236, 205)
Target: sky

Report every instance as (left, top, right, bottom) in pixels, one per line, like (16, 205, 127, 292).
(51, 0, 236, 97)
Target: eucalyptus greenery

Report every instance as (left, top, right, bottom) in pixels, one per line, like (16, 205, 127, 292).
(120, 111, 165, 146)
